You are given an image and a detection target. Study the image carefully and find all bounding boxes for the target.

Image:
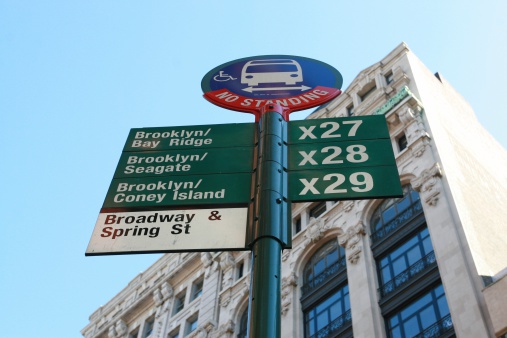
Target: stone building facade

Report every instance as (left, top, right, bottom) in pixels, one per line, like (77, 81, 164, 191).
(82, 43, 507, 338)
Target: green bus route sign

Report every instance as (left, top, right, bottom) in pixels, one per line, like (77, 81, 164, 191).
(99, 115, 401, 211)
(123, 122, 255, 151)
(89, 116, 401, 255)
(114, 147, 254, 178)
(287, 115, 402, 202)
(101, 122, 256, 211)
(103, 173, 252, 209)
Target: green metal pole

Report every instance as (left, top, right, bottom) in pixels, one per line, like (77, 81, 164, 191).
(248, 106, 289, 338)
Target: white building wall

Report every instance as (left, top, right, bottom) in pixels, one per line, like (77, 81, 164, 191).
(82, 43, 506, 338)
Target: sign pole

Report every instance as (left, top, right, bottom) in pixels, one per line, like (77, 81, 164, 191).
(248, 104, 289, 338)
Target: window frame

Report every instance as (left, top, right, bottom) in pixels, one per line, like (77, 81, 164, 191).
(309, 202, 326, 219)
(385, 284, 452, 338)
(358, 83, 377, 102)
(385, 71, 394, 85)
(142, 316, 155, 338)
(172, 290, 186, 316)
(396, 133, 408, 152)
(186, 314, 199, 336)
(303, 282, 352, 338)
(190, 278, 204, 302)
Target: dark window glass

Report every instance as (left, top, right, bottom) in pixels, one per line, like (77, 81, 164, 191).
(397, 134, 408, 151)
(347, 105, 355, 116)
(385, 71, 394, 84)
(295, 217, 302, 234)
(191, 279, 203, 301)
(237, 262, 244, 280)
(237, 310, 248, 338)
(387, 285, 452, 338)
(173, 292, 185, 315)
(187, 317, 198, 334)
(309, 202, 326, 219)
(143, 317, 154, 337)
(378, 228, 433, 286)
(360, 85, 377, 101)
(304, 284, 350, 338)
(370, 185, 421, 236)
(303, 240, 345, 291)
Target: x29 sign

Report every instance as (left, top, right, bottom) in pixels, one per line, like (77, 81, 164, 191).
(287, 115, 402, 202)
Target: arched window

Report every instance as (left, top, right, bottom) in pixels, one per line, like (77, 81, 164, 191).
(370, 184, 454, 337)
(237, 309, 248, 338)
(370, 185, 422, 242)
(303, 240, 346, 294)
(301, 240, 352, 338)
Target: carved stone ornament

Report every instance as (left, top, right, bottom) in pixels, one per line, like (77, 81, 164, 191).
(214, 320, 235, 338)
(188, 326, 208, 338)
(153, 288, 163, 307)
(343, 201, 354, 213)
(220, 290, 231, 307)
(398, 107, 416, 125)
(201, 252, 213, 267)
(220, 253, 236, 270)
(282, 249, 290, 262)
(108, 325, 117, 338)
(411, 137, 429, 158)
(115, 320, 128, 337)
(337, 221, 366, 264)
(161, 281, 174, 300)
(411, 163, 443, 206)
(305, 217, 329, 243)
(202, 252, 218, 278)
(281, 272, 298, 316)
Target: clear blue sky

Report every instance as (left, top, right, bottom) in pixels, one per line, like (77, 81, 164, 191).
(1, 1, 506, 337)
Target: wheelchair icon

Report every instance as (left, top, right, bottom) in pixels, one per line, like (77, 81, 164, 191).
(213, 71, 237, 82)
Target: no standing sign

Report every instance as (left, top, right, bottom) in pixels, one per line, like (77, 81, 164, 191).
(201, 55, 343, 119)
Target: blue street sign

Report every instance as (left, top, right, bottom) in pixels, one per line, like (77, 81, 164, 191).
(202, 55, 343, 115)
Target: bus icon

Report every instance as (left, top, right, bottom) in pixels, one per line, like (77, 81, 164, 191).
(241, 59, 303, 87)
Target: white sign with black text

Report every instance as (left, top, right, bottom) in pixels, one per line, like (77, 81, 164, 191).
(86, 208, 248, 255)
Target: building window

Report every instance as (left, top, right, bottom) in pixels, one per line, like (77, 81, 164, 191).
(304, 284, 351, 338)
(346, 104, 355, 116)
(236, 261, 245, 280)
(370, 185, 422, 243)
(191, 279, 203, 301)
(186, 315, 198, 335)
(173, 291, 186, 315)
(359, 83, 377, 102)
(397, 134, 408, 152)
(302, 240, 346, 295)
(378, 228, 436, 297)
(142, 316, 155, 337)
(128, 328, 139, 338)
(387, 284, 453, 338)
(238, 309, 248, 338)
(309, 202, 326, 219)
(294, 216, 302, 234)
(385, 71, 394, 85)
(168, 328, 180, 338)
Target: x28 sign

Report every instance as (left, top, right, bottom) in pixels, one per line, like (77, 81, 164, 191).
(287, 116, 402, 202)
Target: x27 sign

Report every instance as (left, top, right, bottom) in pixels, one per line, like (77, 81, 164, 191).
(287, 115, 402, 202)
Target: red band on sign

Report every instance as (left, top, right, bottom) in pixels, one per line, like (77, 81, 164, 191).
(203, 86, 341, 120)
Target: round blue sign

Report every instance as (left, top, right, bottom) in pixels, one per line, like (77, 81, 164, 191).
(202, 55, 343, 116)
